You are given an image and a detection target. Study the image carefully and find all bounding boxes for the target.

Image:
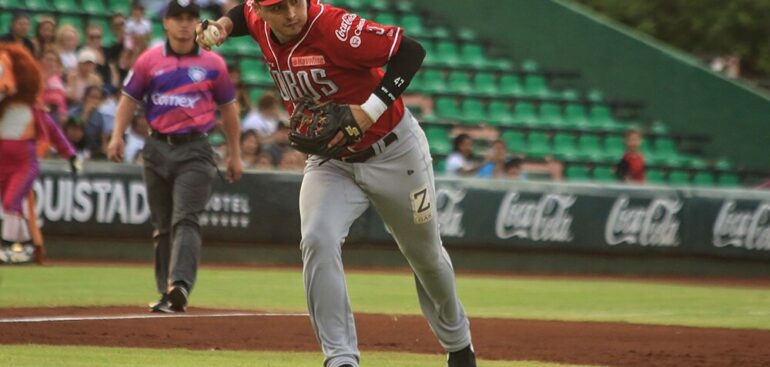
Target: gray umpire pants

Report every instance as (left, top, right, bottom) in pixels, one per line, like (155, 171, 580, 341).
(300, 111, 472, 367)
(142, 135, 216, 295)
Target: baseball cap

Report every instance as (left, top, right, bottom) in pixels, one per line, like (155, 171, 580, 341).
(76, 48, 98, 64)
(165, 0, 200, 18)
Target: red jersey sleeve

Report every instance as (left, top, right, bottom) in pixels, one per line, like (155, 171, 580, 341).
(322, 9, 403, 70)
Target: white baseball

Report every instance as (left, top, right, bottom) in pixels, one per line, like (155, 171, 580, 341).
(203, 26, 220, 47)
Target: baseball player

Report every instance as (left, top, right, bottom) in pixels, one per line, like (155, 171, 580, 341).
(0, 43, 77, 264)
(107, 0, 243, 313)
(199, 1, 475, 366)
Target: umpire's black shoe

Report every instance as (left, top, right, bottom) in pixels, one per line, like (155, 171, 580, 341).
(168, 282, 189, 312)
(448, 344, 476, 367)
(149, 293, 172, 313)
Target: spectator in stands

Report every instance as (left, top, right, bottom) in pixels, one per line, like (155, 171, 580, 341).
(504, 157, 527, 180)
(242, 91, 286, 138)
(83, 24, 119, 88)
(240, 130, 262, 169)
(119, 29, 149, 73)
(31, 16, 57, 58)
(477, 139, 508, 178)
(70, 85, 109, 159)
(446, 133, 479, 177)
(254, 153, 274, 169)
(55, 24, 81, 72)
(124, 110, 148, 163)
(227, 62, 252, 113)
(125, 2, 152, 47)
(65, 48, 104, 103)
(615, 129, 646, 183)
(63, 118, 88, 158)
(0, 12, 34, 53)
(106, 13, 128, 82)
(40, 49, 68, 124)
(279, 150, 307, 171)
(99, 85, 119, 139)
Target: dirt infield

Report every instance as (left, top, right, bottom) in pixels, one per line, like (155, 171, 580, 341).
(1, 307, 769, 366)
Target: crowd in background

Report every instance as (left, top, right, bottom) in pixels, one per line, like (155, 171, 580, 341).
(0, 2, 641, 181)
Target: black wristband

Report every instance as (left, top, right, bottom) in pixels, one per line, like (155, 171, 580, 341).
(372, 36, 425, 106)
(226, 4, 249, 37)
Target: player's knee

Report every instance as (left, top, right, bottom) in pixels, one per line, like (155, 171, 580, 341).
(300, 231, 342, 262)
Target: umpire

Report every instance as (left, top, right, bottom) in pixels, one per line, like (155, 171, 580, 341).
(107, 0, 242, 313)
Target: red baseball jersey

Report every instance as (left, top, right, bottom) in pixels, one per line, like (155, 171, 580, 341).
(243, 1, 405, 150)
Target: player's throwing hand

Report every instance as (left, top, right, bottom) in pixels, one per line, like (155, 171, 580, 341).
(196, 19, 226, 50)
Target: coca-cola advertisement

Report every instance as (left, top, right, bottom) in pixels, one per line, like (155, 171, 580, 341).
(713, 200, 770, 251)
(604, 196, 682, 247)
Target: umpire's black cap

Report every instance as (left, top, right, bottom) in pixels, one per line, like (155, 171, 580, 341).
(165, 0, 200, 18)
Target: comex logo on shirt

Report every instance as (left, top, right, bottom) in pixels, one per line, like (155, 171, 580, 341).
(151, 93, 201, 108)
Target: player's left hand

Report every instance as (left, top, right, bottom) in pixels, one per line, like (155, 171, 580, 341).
(327, 105, 374, 149)
(226, 156, 243, 183)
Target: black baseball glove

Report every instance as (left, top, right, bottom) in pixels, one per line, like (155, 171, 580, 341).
(288, 97, 364, 160)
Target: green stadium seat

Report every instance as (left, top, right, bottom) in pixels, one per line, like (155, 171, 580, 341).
(646, 169, 665, 184)
(604, 135, 625, 156)
(360, 0, 388, 11)
(499, 74, 523, 97)
(501, 131, 526, 151)
(459, 43, 485, 67)
(106, 0, 131, 15)
(23, 0, 50, 11)
(374, 12, 397, 26)
(523, 75, 551, 97)
(576, 134, 604, 161)
(714, 158, 733, 170)
(650, 121, 670, 134)
(487, 101, 513, 126)
(0, 0, 20, 7)
(592, 166, 615, 182)
(561, 89, 580, 102)
(58, 15, 83, 32)
(655, 137, 677, 155)
(564, 103, 589, 126)
(589, 105, 616, 127)
(521, 59, 539, 73)
(513, 102, 538, 125)
(419, 69, 445, 93)
(693, 172, 715, 186)
(395, 0, 414, 12)
(566, 165, 590, 181)
(232, 36, 261, 54)
(433, 158, 447, 174)
(538, 102, 565, 127)
(553, 133, 577, 159)
(447, 71, 472, 95)
(424, 127, 452, 155)
(718, 173, 740, 187)
(399, 14, 425, 37)
(459, 98, 486, 125)
(587, 89, 604, 102)
(152, 22, 165, 41)
(248, 87, 272, 104)
(52, 0, 78, 12)
(668, 171, 691, 185)
(457, 27, 478, 42)
(434, 97, 461, 120)
(527, 132, 550, 157)
(0, 13, 12, 32)
(473, 72, 498, 96)
(241, 60, 271, 84)
(434, 41, 460, 66)
(430, 26, 451, 39)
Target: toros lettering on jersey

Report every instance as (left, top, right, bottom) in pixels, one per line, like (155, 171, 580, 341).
(271, 68, 340, 101)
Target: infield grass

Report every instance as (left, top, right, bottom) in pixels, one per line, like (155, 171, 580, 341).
(0, 345, 599, 367)
(0, 265, 769, 329)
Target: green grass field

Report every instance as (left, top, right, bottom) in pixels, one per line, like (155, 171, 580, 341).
(1, 264, 769, 367)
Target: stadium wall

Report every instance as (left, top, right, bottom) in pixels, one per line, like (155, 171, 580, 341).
(4, 162, 770, 263)
(410, 0, 770, 169)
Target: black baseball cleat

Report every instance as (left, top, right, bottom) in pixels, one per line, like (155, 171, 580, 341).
(149, 293, 172, 313)
(447, 344, 476, 367)
(168, 282, 189, 312)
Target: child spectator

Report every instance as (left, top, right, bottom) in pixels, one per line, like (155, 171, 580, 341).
(40, 49, 68, 123)
(242, 91, 287, 138)
(445, 133, 479, 177)
(615, 129, 646, 183)
(504, 157, 527, 180)
(124, 110, 148, 163)
(125, 2, 151, 47)
(240, 130, 262, 169)
(477, 139, 508, 178)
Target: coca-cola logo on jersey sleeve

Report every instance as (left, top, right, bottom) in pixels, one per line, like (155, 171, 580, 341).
(335, 13, 357, 42)
(604, 196, 681, 247)
(495, 192, 575, 242)
(713, 200, 770, 251)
